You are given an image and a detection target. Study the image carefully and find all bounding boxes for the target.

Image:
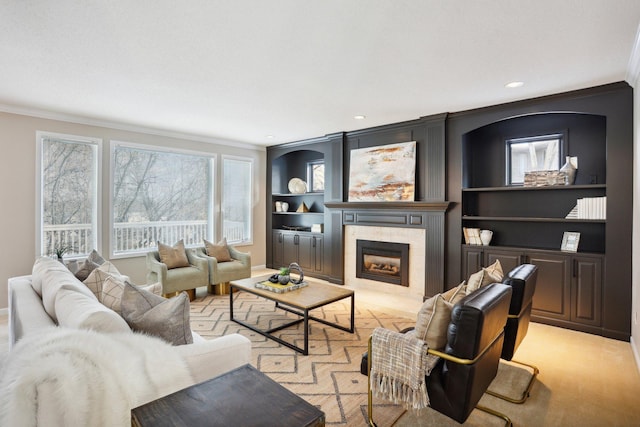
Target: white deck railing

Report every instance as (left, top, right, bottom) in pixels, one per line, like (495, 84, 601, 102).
(43, 220, 246, 256)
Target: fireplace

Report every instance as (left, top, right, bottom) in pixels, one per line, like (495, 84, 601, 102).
(356, 239, 409, 286)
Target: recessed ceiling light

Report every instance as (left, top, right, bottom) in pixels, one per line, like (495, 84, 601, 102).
(505, 81, 524, 88)
(354, 115, 366, 120)
(266, 135, 274, 139)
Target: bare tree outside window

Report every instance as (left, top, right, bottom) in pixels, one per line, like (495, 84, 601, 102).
(111, 144, 213, 255)
(222, 157, 252, 244)
(38, 133, 100, 257)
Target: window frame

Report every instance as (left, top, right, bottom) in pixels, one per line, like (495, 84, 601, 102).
(109, 140, 216, 259)
(505, 131, 567, 186)
(221, 154, 254, 246)
(36, 131, 102, 259)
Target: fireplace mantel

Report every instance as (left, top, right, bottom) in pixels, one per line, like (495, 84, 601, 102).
(325, 201, 451, 212)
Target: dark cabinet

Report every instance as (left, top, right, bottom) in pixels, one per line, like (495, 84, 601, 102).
(462, 245, 603, 330)
(272, 230, 323, 274)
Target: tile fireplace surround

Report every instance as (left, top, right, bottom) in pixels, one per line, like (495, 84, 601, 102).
(325, 201, 450, 318)
(345, 225, 425, 315)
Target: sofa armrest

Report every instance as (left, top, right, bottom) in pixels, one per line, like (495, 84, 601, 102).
(8, 276, 55, 348)
(229, 246, 251, 268)
(186, 248, 209, 272)
(174, 333, 252, 385)
(146, 252, 168, 283)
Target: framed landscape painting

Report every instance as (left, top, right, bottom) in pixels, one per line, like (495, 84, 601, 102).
(348, 141, 416, 201)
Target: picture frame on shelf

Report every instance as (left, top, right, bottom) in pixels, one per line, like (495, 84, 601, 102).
(561, 231, 580, 252)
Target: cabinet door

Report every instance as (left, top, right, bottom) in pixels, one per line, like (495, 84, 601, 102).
(461, 245, 483, 280)
(528, 252, 572, 321)
(272, 231, 285, 267)
(483, 247, 523, 276)
(313, 235, 323, 273)
(283, 233, 298, 266)
(571, 255, 603, 326)
(297, 234, 315, 271)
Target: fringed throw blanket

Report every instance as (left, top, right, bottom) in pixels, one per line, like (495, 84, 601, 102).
(370, 327, 440, 410)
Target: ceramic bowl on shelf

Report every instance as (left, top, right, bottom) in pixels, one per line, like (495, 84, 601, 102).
(288, 178, 307, 194)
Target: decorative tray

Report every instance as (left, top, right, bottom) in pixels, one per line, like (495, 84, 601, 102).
(255, 280, 308, 293)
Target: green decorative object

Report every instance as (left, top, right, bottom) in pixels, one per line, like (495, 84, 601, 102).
(278, 267, 290, 285)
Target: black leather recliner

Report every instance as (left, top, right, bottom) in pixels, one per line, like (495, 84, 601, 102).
(487, 263, 539, 403)
(362, 283, 513, 426)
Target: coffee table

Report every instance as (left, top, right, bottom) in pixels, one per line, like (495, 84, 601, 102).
(230, 275, 355, 355)
(131, 364, 325, 427)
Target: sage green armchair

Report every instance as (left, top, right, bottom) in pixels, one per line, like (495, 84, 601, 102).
(146, 248, 208, 300)
(194, 246, 251, 294)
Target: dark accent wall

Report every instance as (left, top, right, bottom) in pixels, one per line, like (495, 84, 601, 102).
(446, 82, 633, 340)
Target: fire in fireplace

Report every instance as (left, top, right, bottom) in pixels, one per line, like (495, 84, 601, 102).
(356, 239, 409, 286)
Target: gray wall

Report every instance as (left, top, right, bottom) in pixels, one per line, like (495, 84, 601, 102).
(0, 111, 267, 310)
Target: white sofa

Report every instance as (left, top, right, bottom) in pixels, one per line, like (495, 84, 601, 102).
(4, 257, 252, 426)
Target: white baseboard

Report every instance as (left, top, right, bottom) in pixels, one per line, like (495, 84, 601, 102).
(631, 336, 640, 374)
(0, 307, 7, 316)
(251, 264, 267, 271)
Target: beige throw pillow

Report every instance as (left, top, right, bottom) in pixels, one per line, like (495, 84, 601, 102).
(121, 282, 193, 346)
(158, 240, 190, 269)
(441, 281, 467, 305)
(83, 261, 128, 299)
(414, 294, 453, 350)
(204, 238, 232, 263)
(100, 275, 162, 314)
(467, 260, 504, 293)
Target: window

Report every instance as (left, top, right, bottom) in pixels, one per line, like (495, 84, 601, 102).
(506, 133, 563, 185)
(111, 142, 214, 256)
(36, 132, 101, 258)
(307, 160, 325, 192)
(222, 156, 253, 244)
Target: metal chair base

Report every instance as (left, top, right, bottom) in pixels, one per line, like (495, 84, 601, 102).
(486, 359, 539, 404)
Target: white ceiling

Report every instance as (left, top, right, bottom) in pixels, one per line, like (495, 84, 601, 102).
(1, 0, 639, 147)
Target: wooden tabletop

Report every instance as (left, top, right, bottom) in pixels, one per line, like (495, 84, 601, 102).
(231, 275, 354, 310)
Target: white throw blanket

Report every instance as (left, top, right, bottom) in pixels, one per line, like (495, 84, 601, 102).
(369, 327, 440, 410)
(0, 327, 194, 427)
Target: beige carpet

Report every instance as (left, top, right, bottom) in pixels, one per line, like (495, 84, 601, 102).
(190, 289, 640, 427)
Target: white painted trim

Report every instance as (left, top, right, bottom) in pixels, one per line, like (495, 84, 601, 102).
(0, 103, 265, 152)
(631, 336, 640, 374)
(0, 307, 7, 316)
(626, 23, 640, 87)
(252, 264, 268, 271)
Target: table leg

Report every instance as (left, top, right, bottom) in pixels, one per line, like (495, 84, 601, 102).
(229, 285, 234, 321)
(303, 309, 309, 356)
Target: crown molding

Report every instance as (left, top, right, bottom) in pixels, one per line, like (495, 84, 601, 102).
(626, 23, 640, 87)
(0, 103, 265, 151)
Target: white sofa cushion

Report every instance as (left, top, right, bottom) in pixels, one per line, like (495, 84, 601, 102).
(41, 267, 97, 322)
(31, 257, 69, 297)
(55, 285, 131, 334)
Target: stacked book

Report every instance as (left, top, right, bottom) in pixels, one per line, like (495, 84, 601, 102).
(566, 196, 606, 220)
(462, 227, 482, 245)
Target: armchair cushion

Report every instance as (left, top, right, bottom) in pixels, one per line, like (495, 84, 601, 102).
(121, 282, 193, 346)
(158, 239, 190, 269)
(414, 294, 453, 350)
(204, 238, 232, 262)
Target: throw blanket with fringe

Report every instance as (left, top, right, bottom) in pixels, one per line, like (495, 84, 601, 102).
(370, 327, 440, 410)
(0, 327, 194, 427)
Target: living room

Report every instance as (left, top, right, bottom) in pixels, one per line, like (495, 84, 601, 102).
(1, 1, 640, 426)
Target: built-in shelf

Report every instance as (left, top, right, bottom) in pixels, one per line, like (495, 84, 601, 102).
(462, 215, 606, 223)
(272, 193, 324, 197)
(462, 184, 606, 192)
(273, 212, 324, 215)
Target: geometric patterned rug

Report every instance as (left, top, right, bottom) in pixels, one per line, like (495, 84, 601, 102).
(190, 291, 415, 426)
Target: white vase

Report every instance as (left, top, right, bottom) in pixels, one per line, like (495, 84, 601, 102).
(281, 202, 289, 212)
(560, 156, 577, 185)
(480, 230, 493, 246)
